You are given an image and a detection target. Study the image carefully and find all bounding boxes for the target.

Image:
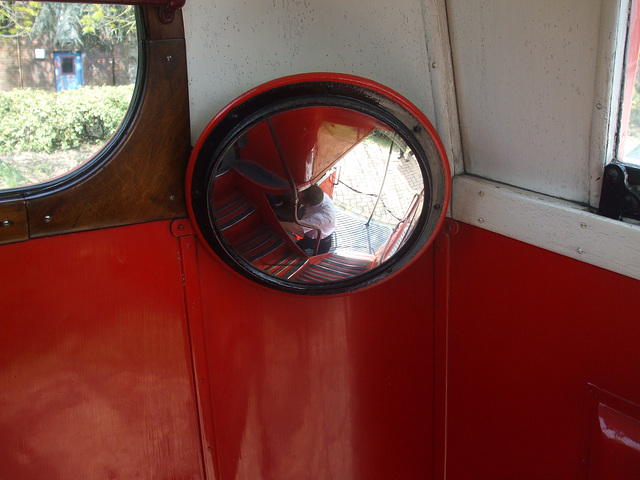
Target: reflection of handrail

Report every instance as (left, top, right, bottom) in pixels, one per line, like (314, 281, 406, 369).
(366, 134, 396, 226)
(266, 118, 322, 255)
(379, 189, 423, 263)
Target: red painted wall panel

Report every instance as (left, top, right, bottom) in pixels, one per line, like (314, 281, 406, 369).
(446, 222, 640, 479)
(0, 221, 204, 479)
(192, 240, 436, 480)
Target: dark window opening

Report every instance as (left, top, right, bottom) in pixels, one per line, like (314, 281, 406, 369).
(60, 56, 75, 75)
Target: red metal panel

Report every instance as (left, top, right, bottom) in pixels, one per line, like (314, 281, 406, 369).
(191, 236, 436, 480)
(0, 221, 204, 479)
(582, 384, 640, 479)
(446, 222, 640, 479)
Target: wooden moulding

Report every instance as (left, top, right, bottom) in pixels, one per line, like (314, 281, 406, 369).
(0, 200, 28, 245)
(0, 7, 190, 243)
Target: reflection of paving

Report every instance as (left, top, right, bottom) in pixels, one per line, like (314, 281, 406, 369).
(332, 209, 392, 255)
(332, 140, 424, 227)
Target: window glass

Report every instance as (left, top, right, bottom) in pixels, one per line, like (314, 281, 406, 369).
(619, 0, 640, 166)
(60, 55, 75, 75)
(0, 2, 138, 190)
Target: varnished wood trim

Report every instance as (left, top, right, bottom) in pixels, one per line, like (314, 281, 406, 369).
(0, 200, 28, 245)
(20, 7, 190, 239)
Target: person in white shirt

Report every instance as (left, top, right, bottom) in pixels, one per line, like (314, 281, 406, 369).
(296, 185, 336, 255)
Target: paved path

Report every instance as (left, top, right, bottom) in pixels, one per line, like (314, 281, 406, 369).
(332, 139, 424, 228)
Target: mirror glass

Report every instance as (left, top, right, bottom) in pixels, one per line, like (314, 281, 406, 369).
(207, 105, 428, 284)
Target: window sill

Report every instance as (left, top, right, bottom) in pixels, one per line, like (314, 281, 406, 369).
(451, 175, 640, 281)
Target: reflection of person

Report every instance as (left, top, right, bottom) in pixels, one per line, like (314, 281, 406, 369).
(397, 144, 414, 161)
(296, 185, 336, 255)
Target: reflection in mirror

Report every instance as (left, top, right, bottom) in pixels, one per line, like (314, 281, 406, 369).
(208, 106, 427, 284)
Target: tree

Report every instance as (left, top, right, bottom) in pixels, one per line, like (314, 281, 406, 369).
(30, 2, 135, 50)
(79, 4, 136, 85)
(28, 2, 137, 85)
(0, 1, 41, 41)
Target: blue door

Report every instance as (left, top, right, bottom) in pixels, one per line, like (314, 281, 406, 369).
(53, 52, 83, 91)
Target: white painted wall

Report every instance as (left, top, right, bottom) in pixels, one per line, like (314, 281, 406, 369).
(447, 0, 603, 204)
(182, 0, 640, 279)
(182, 0, 458, 162)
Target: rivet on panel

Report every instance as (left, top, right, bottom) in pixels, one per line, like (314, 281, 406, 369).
(1, 220, 11, 228)
(478, 217, 484, 224)
(577, 248, 584, 255)
(44, 215, 52, 223)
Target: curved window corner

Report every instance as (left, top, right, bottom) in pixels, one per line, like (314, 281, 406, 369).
(0, 2, 140, 192)
(187, 73, 451, 295)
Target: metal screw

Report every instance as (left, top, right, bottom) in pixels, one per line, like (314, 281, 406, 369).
(177, 223, 184, 231)
(167, 55, 172, 62)
(479, 191, 485, 197)
(43, 215, 52, 223)
(169, 194, 176, 202)
(596, 102, 603, 110)
(577, 248, 584, 255)
(431, 61, 438, 69)
(580, 222, 587, 229)
(1, 220, 12, 228)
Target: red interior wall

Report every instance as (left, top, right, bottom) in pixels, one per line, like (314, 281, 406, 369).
(446, 222, 640, 479)
(191, 239, 436, 480)
(4, 216, 638, 479)
(0, 221, 203, 479)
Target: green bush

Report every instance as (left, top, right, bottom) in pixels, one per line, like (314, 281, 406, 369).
(0, 85, 134, 154)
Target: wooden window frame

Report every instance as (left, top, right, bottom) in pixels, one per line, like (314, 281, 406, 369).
(0, 5, 190, 244)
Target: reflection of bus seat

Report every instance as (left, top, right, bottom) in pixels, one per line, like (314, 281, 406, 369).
(228, 158, 289, 190)
(291, 250, 374, 283)
(213, 169, 311, 279)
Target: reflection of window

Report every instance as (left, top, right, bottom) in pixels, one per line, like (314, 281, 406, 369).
(0, 3, 139, 191)
(60, 56, 75, 75)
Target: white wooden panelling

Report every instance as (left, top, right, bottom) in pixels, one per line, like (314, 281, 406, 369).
(447, 0, 603, 204)
(183, 0, 438, 145)
(452, 175, 640, 281)
(421, 0, 463, 174)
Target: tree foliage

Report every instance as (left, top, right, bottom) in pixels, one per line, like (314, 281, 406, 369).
(0, 1, 41, 40)
(0, 85, 134, 153)
(0, 2, 136, 50)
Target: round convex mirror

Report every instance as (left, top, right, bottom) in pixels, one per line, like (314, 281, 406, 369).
(186, 73, 450, 295)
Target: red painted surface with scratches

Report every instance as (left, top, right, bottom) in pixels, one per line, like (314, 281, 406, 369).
(0, 221, 204, 479)
(188, 235, 436, 479)
(446, 222, 640, 479)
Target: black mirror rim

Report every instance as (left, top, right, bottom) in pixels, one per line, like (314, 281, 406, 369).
(186, 74, 450, 295)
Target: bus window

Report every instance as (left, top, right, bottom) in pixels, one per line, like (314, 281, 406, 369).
(0, 3, 139, 190)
